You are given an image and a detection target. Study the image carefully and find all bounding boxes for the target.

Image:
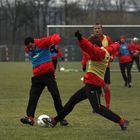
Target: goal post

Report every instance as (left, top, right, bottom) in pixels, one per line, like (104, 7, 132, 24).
(47, 24, 140, 36)
(46, 25, 140, 62)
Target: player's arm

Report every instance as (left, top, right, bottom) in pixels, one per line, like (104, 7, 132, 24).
(80, 37, 106, 61)
(75, 31, 106, 61)
(128, 43, 139, 56)
(105, 42, 120, 56)
(35, 34, 61, 48)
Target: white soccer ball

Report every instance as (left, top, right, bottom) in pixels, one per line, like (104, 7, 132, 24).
(60, 67, 65, 71)
(81, 77, 84, 81)
(37, 114, 50, 127)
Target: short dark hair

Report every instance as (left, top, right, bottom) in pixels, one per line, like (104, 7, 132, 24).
(88, 35, 102, 47)
(94, 22, 102, 28)
(24, 37, 34, 45)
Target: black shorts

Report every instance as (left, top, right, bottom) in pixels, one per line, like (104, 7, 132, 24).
(104, 67, 110, 84)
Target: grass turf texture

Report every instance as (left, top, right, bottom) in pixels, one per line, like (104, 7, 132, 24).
(0, 62, 140, 140)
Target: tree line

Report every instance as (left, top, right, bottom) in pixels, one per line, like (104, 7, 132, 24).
(0, 0, 140, 61)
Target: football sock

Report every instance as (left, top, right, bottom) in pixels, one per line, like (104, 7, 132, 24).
(105, 89, 111, 109)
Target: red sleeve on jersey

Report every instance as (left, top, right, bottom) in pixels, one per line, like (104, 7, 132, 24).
(79, 37, 106, 61)
(34, 36, 52, 48)
(104, 42, 120, 56)
(34, 33, 61, 48)
(50, 34, 61, 45)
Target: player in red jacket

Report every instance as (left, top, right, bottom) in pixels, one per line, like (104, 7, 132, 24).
(116, 35, 133, 87)
(44, 32, 129, 130)
(82, 23, 112, 109)
(129, 37, 140, 72)
(20, 33, 68, 126)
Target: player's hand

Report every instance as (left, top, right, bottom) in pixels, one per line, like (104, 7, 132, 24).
(82, 65, 86, 72)
(50, 44, 58, 53)
(75, 31, 82, 41)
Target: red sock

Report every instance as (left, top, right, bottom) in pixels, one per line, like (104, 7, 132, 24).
(119, 119, 125, 125)
(104, 89, 111, 109)
(28, 116, 34, 123)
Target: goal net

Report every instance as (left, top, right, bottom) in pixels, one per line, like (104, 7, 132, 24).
(47, 25, 140, 71)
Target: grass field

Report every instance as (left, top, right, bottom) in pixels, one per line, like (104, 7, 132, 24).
(0, 62, 140, 140)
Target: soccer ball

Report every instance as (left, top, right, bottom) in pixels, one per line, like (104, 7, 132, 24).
(60, 67, 65, 71)
(37, 114, 50, 127)
(81, 77, 84, 81)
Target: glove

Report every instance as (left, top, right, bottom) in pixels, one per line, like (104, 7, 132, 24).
(75, 31, 82, 41)
(82, 65, 86, 72)
(61, 57, 64, 61)
(50, 44, 58, 53)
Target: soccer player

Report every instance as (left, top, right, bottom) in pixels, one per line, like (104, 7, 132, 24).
(82, 23, 112, 109)
(20, 33, 68, 126)
(130, 37, 140, 72)
(44, 31, 129, 130)
(116, 35, 133, 87)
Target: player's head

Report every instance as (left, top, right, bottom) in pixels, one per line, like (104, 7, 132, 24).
(93, 23, 103, 36)
(24, 37, 35, 51)
(120, 35, 126, 43)
(88, 35, 102, 47)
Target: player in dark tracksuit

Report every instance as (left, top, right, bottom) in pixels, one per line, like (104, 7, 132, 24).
(44, 32, 129, 130)
(20, 34, 68, 126)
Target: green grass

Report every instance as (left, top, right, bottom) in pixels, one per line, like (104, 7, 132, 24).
(0, 62, 140, 140)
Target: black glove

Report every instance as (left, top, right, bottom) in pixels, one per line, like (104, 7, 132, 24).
(50, 44, 58, 53)
(75, 31, 82, 41)
(82, 65, 86, 72)
(61, 57, 64, 61)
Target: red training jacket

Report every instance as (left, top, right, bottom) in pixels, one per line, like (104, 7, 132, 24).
(25, 33, 61, 76)
(79, 37, 120, 87)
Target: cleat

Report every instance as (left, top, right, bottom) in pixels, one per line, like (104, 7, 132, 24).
(120, 120, 129, 130)
(128, 83, 132, 88)
(43, 117, 57, 127)
(20, 116, 34, 126)
(60, 119, 69, 126)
